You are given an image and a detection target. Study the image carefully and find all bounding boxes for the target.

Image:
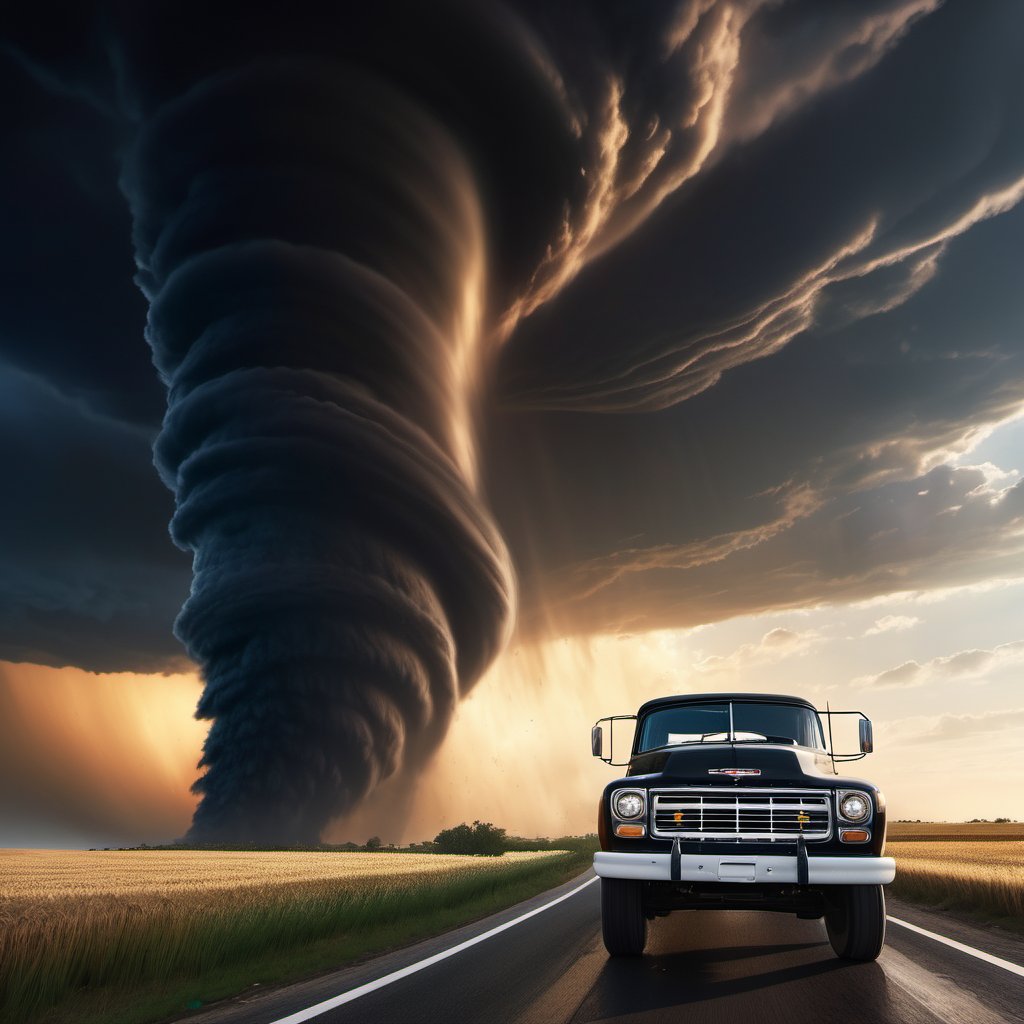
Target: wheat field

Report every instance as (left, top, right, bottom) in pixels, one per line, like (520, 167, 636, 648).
(0, 849, 576, 1024)
(888, 822, 1024, 841)
(887, 839, 1024, 920)
(0, 848, 558, 901)
(3, 834, 1020, 1022)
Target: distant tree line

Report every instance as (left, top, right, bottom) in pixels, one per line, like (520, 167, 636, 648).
(109, 827, 600, 855)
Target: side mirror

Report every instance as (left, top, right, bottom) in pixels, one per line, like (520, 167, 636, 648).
(591, 724, 603, 758)
(859, 718, 874, 754)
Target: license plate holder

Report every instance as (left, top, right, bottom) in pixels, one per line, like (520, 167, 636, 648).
(718, 860, 757, 882)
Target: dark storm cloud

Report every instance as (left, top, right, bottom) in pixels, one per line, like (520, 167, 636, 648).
(497, 0, 1024, 411)
(490, 194, 1024, 636)
(484, 0, 1024, 635)
(0, 46, 179, 672)
(0, 362, 190, 671)
(0, 54, 161, 427)
(5, 0, 1024, 841)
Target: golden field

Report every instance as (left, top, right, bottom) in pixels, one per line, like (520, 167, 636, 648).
(0, 849, 582, 1024)
(888, 821, 1024, 841)
(1, 830, 1020, 1022)
(0, 848, 558, 902)
(887, 830, 1024, 923)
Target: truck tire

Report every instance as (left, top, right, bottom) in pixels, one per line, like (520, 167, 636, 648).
(825, 884, 886, 961)
(601, 877, 647, 956)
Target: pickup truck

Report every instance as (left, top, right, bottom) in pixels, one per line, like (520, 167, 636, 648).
(592, 692, 894, 960)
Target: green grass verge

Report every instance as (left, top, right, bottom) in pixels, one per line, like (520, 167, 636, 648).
(9, 848, 595, 1024)
(889, 872, 1024, 938)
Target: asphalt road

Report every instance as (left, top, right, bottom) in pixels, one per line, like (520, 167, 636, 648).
(183, 872, 1024, 1024)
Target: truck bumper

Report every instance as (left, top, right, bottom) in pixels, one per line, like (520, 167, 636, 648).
(594, 851, 895, 885)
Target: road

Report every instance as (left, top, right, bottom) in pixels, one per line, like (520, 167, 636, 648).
(182, 872, 1024, 1024)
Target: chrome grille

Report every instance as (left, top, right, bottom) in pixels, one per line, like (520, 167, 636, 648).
(651, 788, 831, 841)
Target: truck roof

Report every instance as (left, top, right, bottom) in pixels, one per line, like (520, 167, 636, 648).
(635, 692, 817, 717)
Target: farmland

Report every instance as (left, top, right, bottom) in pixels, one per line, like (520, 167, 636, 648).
(1, 848, 552, 900)
(887, 825, 1024, 925)
(2, 826, 1021, 1023)
(0, 847, 590, 1024)
(888, 821, 1024, 841)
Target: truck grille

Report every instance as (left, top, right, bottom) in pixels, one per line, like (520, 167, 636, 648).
(651, 788, 831, 841)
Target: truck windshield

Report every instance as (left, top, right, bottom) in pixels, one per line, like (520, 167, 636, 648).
(637, 702, 826, 752)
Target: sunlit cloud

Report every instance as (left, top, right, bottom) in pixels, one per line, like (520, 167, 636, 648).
(853, 639, 1024, 689)
(864, 615, 921, 636)
(534, 463, 1024, 638)
(694, 627, 824, 676)
(889, 707, 1024, 745)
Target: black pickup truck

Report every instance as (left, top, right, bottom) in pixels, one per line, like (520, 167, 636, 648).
(592, 692, 894, 961)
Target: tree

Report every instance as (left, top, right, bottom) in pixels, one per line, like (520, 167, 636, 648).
(433, 821, 506, 856)
(365, 835, 382, 850)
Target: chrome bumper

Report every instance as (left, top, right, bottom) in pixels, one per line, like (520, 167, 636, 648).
(594, 851, 895, 885)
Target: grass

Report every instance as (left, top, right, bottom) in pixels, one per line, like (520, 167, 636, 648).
(0, 845, 596, 1024)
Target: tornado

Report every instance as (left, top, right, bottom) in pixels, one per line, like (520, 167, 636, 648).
(124, 62, 513, 843)
(105, 0, 738, 842)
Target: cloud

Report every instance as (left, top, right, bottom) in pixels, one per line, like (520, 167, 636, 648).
(8, 1, 1023, 667)
(865, 615, 921, 635)
(724, 0, 941, 144)
(855, 639, 1024, 689)
(519, 458, 1024, 638)
(895, 707, 1024, 745)
(497, 2, 1024, 414)
(694, 626, 823, 675)
(0, 56, 160, 427)
(5, 1, 1024, 841)
(485, 2, 1024, 647)
(0, 362, 190, 672)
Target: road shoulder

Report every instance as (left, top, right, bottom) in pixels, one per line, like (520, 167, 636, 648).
(887, 896, 1024, 970)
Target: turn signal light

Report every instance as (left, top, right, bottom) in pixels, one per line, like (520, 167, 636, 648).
(615, 823, 645, 838)
(840, 828, 870, 843)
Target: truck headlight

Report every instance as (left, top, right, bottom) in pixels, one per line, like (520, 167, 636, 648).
(839, 791, 871, 822)
(613, 791, 645, 819)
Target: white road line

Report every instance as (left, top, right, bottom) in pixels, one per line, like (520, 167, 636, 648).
(268, 875, 600, 1024)
(888, 915, 1024, 978)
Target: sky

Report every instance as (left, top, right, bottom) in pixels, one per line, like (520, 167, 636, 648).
(1, 0, 1023, 846)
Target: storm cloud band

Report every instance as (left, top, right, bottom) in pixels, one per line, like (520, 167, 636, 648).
(125, 62, 513, 842)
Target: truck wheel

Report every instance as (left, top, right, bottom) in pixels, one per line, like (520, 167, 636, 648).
(825, 884, 886, 961)
(601, 878, 647, 956)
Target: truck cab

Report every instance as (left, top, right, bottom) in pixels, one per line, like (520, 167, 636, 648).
(592, 692, 895, 960)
